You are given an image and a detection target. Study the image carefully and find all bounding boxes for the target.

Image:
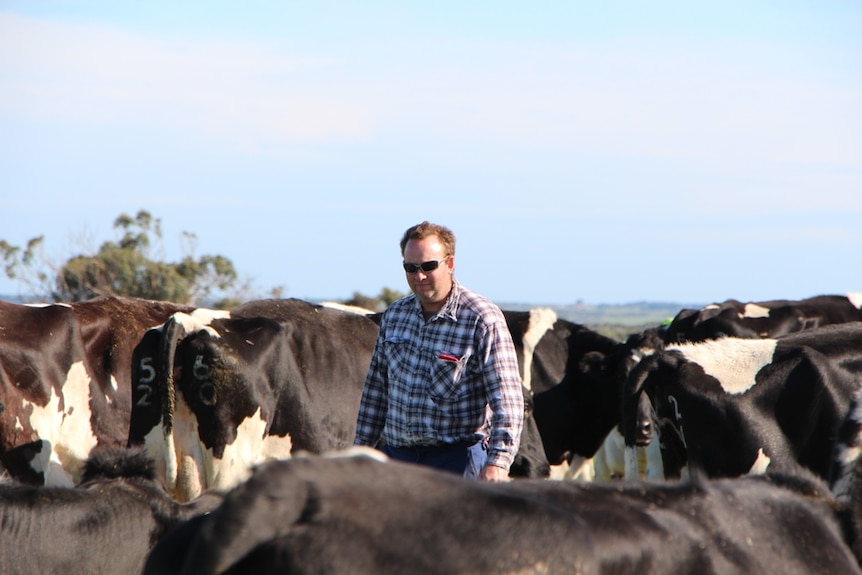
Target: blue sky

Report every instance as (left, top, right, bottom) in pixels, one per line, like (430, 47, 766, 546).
(1, 1, 860, 306)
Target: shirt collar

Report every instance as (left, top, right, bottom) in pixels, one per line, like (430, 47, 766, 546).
(437, 279, 461, 320)
(411, 279, 461, 322)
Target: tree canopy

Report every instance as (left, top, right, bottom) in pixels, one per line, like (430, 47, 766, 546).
(1, 210, 241, 306)
(1, 210, 404, 309)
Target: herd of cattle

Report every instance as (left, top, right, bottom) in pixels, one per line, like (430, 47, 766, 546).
(2, 292, 862, 573)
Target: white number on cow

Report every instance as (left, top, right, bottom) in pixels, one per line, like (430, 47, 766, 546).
(136, 357, 156, 407)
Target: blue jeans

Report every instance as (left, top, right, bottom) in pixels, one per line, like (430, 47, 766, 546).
(382, 440, 487, 479)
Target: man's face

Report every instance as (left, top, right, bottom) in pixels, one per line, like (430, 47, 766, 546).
(402, 235, 454, 311)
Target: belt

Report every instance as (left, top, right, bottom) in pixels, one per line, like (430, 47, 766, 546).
(394, 439, 477, 451)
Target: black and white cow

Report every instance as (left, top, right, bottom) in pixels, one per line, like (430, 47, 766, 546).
(623, 322, 862, 481)
(0, 296, 194, 485)
(663, 293, 862, 343)
(511, 312, 664, 480)
(0, 446, 223, 575)
(144, 448, 862, 575)
(128, 298, 380, 501)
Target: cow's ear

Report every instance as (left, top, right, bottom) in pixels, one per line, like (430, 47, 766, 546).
(657, 350, 683, 371)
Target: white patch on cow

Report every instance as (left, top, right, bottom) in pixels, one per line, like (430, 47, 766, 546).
(838, 444, 862, 470)
(594, 427, 657, 481)
(143, 422, 177, 491)
(702, 303, 721, 311)
(830, 389, 862, 504)
(22, 360, 98, 485)
(741, 303, 770, 318)
(593, 427, 626, 481)
(44, 451, 74, 487)
(309, 446, 390, 463)
(547, 461, 572, 480)
(832, 439, 860, 504)
(520, 307, 557, 392)
(103, 375, 120, 405)
(747, 448, 771, 475)
(545, 456, 597, 481)
(166, 395, 295, 502)
(624, 445, 641, 480)
(618, 444, 650, 480)
(166, 394, 207, 502)
(320, 301, 376, 315)
(565, 455, 596, 481)
(847, 292, 862, 309)
(177, 453, 204, 503)
(668, 338, 778, 395)
(171, 308, 232, 338)
(13, 440, 72, 487)
(643, 438, 664, 479)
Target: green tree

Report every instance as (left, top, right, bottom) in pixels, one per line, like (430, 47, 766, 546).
(378, 286, 403, 307)
(1, 210, 241, 305)
(342, 287, 406, 312)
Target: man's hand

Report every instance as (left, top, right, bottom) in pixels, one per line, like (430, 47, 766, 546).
(479, 463, 508, 482)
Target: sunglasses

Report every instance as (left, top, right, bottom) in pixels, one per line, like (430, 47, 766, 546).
(402, 257, 449, 274)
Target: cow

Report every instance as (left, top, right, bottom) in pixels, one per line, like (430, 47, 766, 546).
(0, 296, 194, 486)
(128, 298, 380, 501)
(663, 293, 862, 343)
(143, 448, 862, 575)
(623, 322, 862, 482)
(519, 317, 665, 479)
(0, 446, 223, 575)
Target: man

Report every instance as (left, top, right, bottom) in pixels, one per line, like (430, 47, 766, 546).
(354, 221, 524, 482)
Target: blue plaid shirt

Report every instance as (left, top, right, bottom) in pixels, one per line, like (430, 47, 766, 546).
(354, 280, 524, 470)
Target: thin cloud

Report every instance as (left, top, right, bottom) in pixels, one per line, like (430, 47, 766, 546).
(0, 13, 371, 144)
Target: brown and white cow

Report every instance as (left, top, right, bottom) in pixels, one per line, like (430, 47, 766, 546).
(144, 448, 862, 575)
(0, 296, 193, 485)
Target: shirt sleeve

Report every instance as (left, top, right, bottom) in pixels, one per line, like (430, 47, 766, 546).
(353, 329, 388, 447)
(481, 311, 525, 470)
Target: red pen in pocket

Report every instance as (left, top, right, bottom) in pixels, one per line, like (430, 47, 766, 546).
(438, 353, 460, 362)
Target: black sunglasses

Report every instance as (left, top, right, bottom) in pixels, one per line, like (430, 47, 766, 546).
(402, 258, 448, 274)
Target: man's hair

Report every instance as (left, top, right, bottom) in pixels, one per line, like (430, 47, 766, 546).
(400, 221, 456, 256)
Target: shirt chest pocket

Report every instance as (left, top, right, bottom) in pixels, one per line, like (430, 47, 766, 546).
(430, 352, 476, 401)
(383, 338, 417, 381)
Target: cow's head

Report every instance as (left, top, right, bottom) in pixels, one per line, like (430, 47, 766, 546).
(128, 309, 231, 500)
(621, 350, 689, 480)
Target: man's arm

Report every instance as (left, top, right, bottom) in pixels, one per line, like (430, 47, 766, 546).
(481, 314, 525, 473)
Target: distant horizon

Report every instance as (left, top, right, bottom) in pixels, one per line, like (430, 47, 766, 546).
(9, 289, 862, 310)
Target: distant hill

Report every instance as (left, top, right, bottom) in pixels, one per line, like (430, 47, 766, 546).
(500, 301, 698, 326)
(498, 301, 705, 341)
